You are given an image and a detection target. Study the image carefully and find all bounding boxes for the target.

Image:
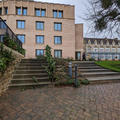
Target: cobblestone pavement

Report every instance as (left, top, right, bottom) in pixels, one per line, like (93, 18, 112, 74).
(0, 83, 120, 120)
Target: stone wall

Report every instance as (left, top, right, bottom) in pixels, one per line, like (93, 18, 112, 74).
(0, 44, 24, 96)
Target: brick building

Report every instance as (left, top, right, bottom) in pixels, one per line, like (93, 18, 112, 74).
(0, 0, 84, 60)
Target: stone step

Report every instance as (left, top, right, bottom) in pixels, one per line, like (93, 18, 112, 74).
(73, 61, 95, 64)
(15, 66, 45, 70)
(87, 76, 120, 84)
(78, 66, 102, 69)
(9, 82, 51, 88)
(81, 72, 119, 77)
(77, 64, 98, 67)
(21, 59, 46, 62)
(14, 70, 47, 74)
(80, 69, 110, 72)
(87, 75, 120, 81)
(11, 77, 49, 84)
(12, 73, 48, 79)
(19, 63, 48, 66)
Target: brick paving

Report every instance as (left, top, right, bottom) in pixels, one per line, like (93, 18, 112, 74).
(0, 84, 120, 120)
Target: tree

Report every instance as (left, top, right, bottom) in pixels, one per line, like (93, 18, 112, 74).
(86, 0, 120, 38)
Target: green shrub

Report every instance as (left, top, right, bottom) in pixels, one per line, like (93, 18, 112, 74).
(45, 45, 56, 82)
(3, 35, 25, 55)
(0, 43, 15, 73)
(81, 79, 89, 85)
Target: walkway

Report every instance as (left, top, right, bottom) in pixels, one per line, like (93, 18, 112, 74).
(0, 83, 120, 120)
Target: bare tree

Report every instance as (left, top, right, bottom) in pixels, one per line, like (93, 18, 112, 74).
(85, 0, 120, 38)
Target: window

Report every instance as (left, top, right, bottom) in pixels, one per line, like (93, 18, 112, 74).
(36, 21, 44, 30)
(4, 7, 8, 15)
(105, 48, 110, 52)
(99, 48, 104, 53)
(53, 10, 63, 18)
(54, 50, 62, 58)
(0, 35, 4, 42)
(35, 8, 40, 16)
(54, 23, 62, 31)
(54, 36, 62, 44)
(23, 7, 27, 16)
(93, 48, 98, 52)
(36, 35, 44, 44)
(53, 10, 57, 18)
(58, 11, 63, 18)
(0, 8, 2, 15)
(41, 9, 46, 17)
(0, 20, 6, 29)
(35, 8, 46, 17)
(16, 7, 21, 15)
(17, 35, 25, 43)
(17, 20, 25, 29)
(36, 49, 44, 56)
(117, 48, 120, 53)
(112, 48, 116, 52)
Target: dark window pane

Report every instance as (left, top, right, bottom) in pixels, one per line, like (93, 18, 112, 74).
(54, 50, 62, 58)
(41, 9, 46, 17)
(17, 35, 25, 43)
(0, 8, 2, 15)
(36, 35, 44, 44)
(16, 7, 21, 15)
(53, 10, 57, 18)
(0, 20, 6, 29)
(54, 36, 62, 44)
(23, 8, 27, 16)
(54, 23, 62, 31)
(58, 11, 63, 18)
(17, 20, 25, 29)
(4, 7, 8, 15)
(36, 21, 44, 30)
(0, 35, 4, 42)
(35, 8, 40, 16)
(36, 49, 44, 56)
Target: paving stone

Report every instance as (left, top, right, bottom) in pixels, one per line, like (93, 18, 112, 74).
(0, 84, 120, 119)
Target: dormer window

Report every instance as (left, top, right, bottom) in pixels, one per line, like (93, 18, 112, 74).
(88, 40, 91, 44)
(107, 40, 109, 46)
(95, 40, 97, 45)
(112, 40, 115, 46)
(100, 40, 103, 45)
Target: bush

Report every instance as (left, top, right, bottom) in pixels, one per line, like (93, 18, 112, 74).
(81, 79, 89, 85)
(45, 45, 56, 82)
(0, 43, 14, 73)
(3, 35, 25, 55)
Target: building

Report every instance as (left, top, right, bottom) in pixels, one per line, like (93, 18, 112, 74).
(0, 0, 84, 60)
(84, 38, 120, 60)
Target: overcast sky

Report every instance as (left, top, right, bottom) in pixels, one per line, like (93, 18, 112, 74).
(35, 0, 119, 39)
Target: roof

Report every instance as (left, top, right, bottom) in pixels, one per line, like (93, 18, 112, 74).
(1, 0, 74, 7)
(84, 38, 120, 45)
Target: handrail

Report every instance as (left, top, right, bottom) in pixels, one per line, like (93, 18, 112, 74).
(0, 17, 23, 48)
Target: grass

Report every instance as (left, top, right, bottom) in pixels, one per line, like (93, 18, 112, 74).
(95, 61, 120, 72)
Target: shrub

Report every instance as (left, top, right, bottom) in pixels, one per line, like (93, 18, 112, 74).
(81, 79, 89, 85)
(45, 45, 56, 82)
(3, 35, 25, 55)
(0, 43, 14, 73)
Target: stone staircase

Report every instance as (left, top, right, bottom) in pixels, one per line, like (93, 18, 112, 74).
(9, 59, 51, 89)
(77, 61, 120, 84)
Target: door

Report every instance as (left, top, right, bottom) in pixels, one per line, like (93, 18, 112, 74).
(76, 52, 81, 60)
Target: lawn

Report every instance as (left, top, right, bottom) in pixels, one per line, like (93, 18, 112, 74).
(95, 61, 120, 72)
